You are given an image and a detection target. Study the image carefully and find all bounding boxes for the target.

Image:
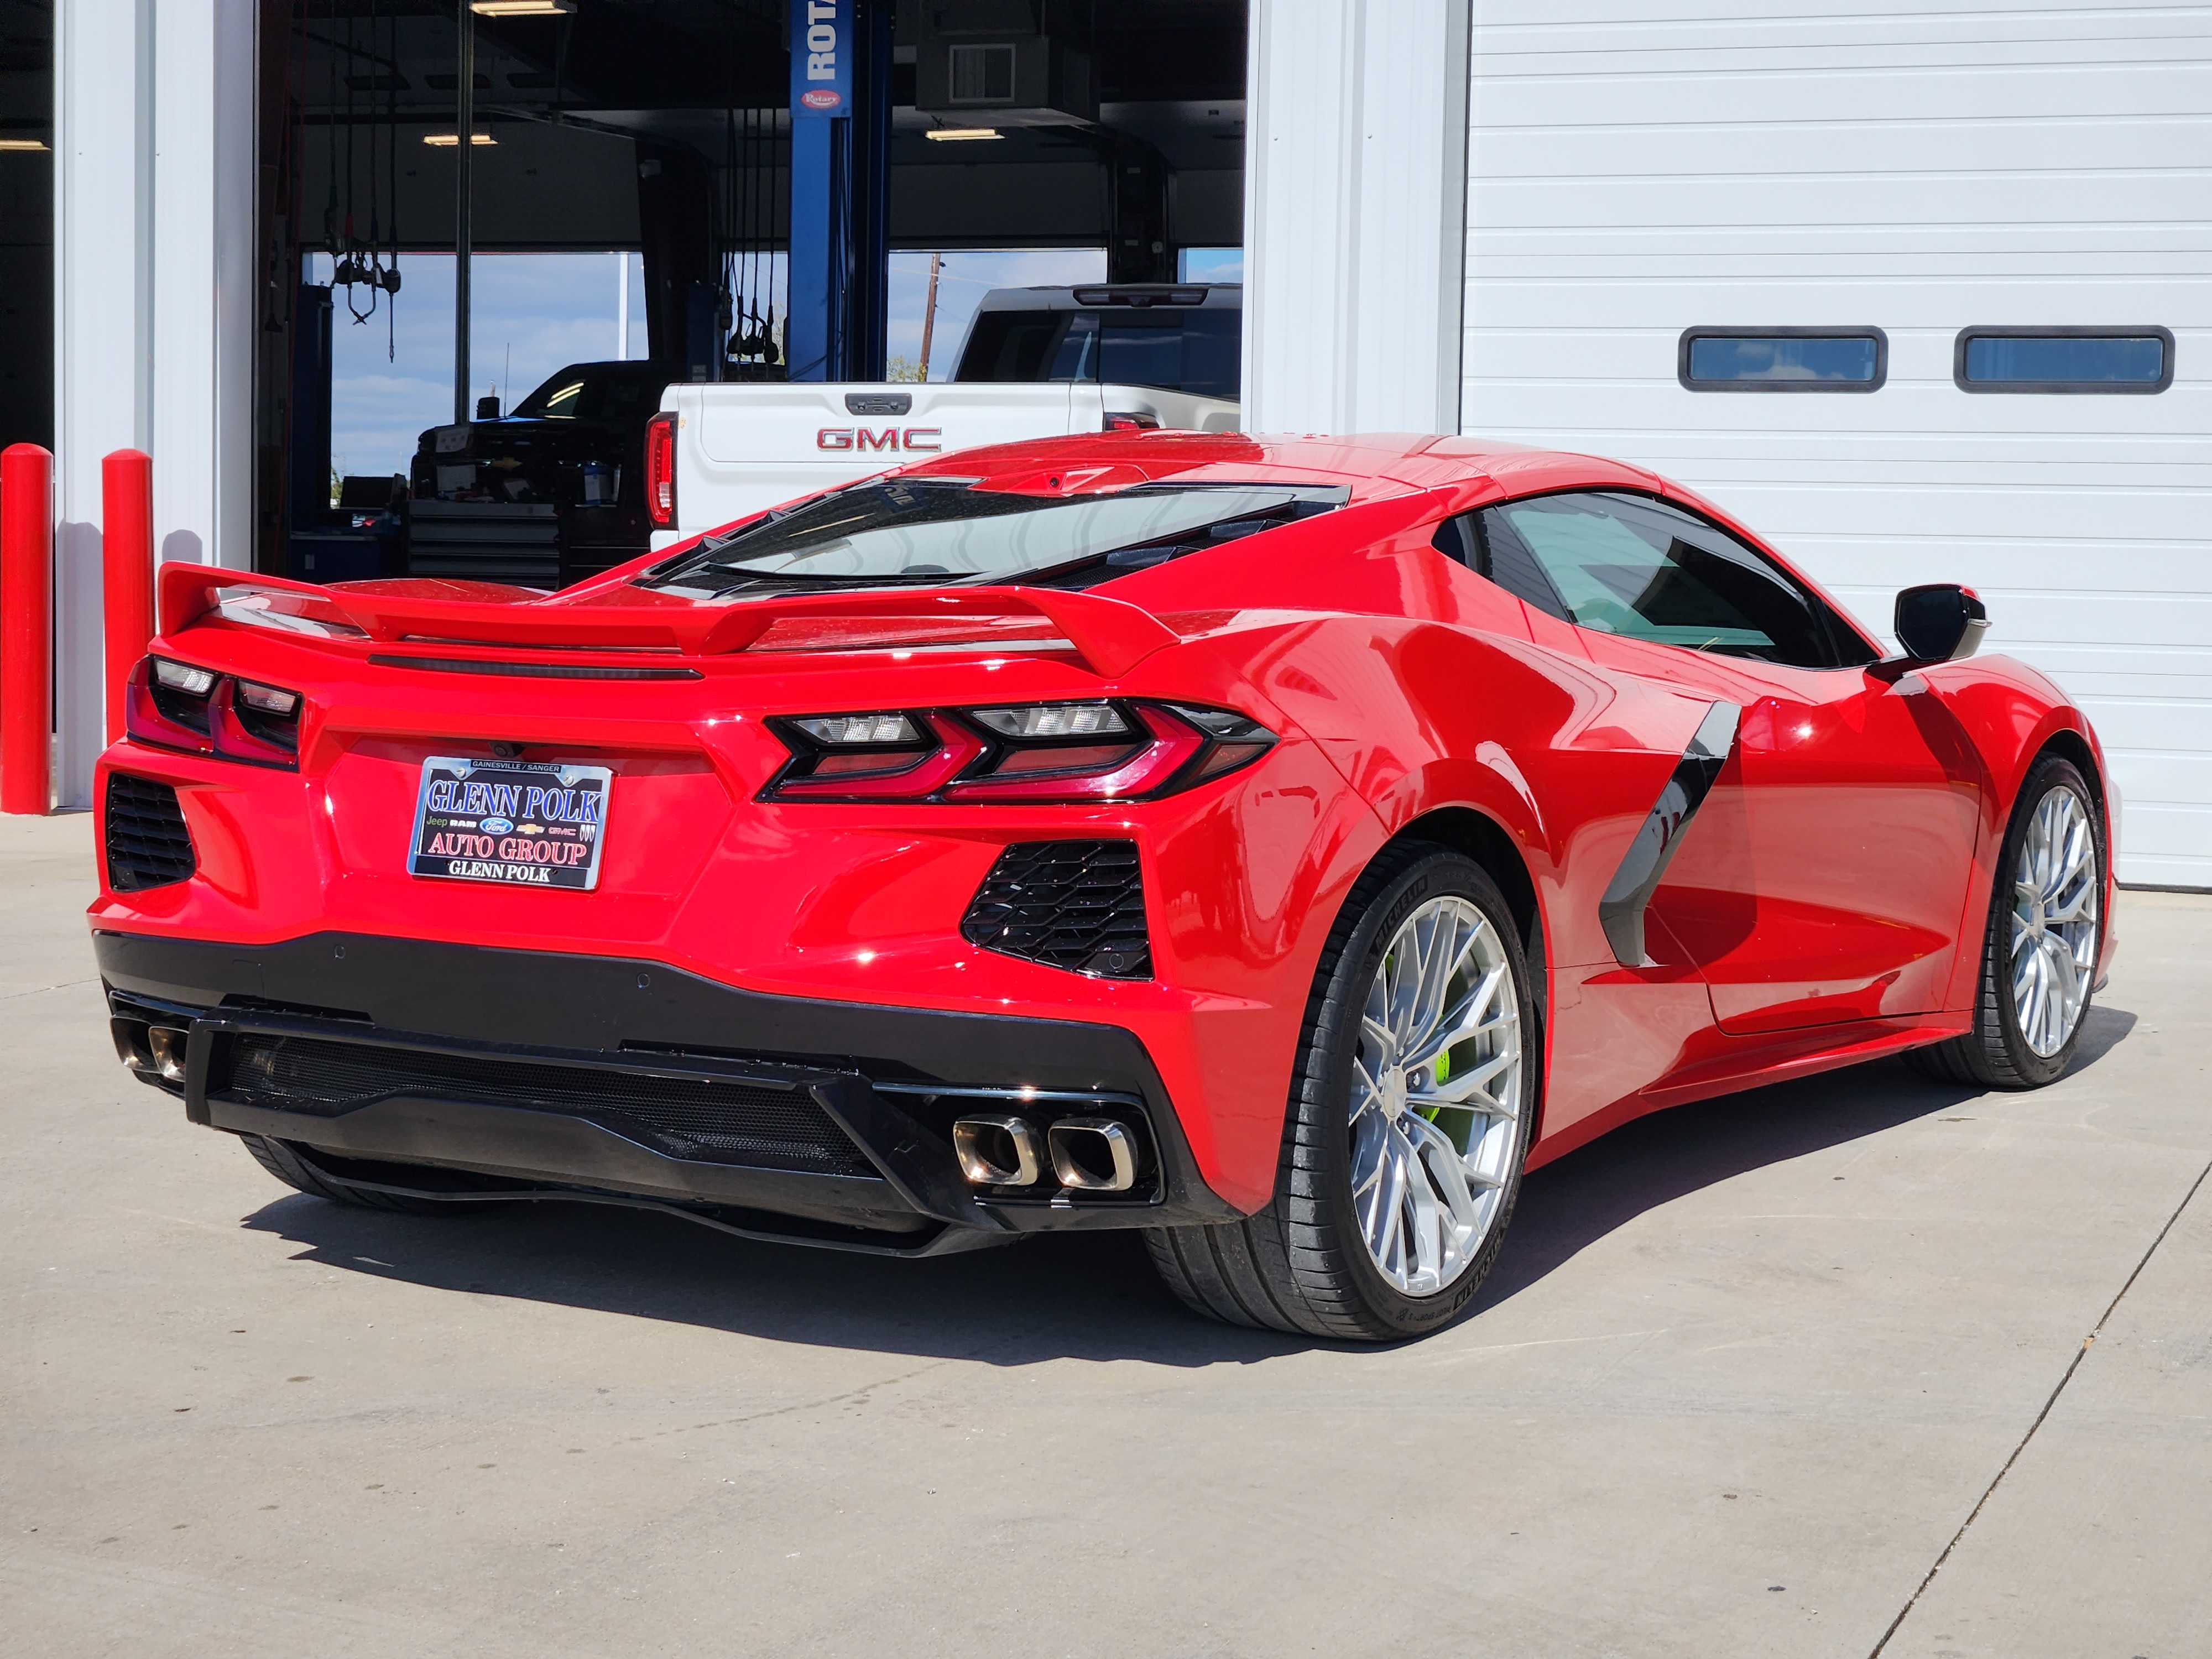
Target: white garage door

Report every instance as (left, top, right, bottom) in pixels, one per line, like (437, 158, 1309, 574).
(1458, 1, 2212, 888)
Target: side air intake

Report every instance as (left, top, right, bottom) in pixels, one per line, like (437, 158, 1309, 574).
(105, 773, 197, 892)
(960, 839, 1150, 979)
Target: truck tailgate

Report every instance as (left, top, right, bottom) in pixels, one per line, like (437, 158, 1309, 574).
(690, 381, 1093, 466)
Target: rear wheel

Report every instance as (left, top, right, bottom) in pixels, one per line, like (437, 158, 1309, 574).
(1147, 847, 1536, 1341)
(241, 1134, 494, 1215)
(1907, 754, 2104, 1088)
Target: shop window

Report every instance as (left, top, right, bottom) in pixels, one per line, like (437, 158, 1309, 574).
(1954, 327, 2174, 393)
(1678, 328, 1887, 392)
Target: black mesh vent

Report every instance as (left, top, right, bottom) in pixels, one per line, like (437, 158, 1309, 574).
(961, 839, 1150, 979)
(220, 1034, 874, 1178)
(105, 773, 197, 892)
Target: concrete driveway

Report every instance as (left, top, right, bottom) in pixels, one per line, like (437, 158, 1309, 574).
(3, 811, 2206, 1658)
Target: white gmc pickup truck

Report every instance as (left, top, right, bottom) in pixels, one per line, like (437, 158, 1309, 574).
(646, 283, 1241, 552)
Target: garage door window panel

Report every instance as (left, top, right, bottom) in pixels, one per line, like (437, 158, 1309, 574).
(1954, 327, 2174, 393)
(1481, 493, 1845, 668)
(1679, 328, 1887, 392)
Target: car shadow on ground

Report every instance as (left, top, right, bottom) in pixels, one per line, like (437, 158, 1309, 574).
(242, 1004, 2138, 1366)
(1474, 1001, 2136, 1315)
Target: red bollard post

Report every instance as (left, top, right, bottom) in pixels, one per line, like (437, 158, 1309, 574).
(102, 449, 155, 744)
(1, 442, 54, 815)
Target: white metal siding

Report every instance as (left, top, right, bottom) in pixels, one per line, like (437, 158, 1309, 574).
(1459, 1, 2212, 887)
(1244, 0, 1470, 435)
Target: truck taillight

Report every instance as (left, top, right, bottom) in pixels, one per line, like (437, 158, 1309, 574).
(645, 412, 676, 528)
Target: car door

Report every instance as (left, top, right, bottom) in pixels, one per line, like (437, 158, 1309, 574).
(1476, 491, 1982, 1035)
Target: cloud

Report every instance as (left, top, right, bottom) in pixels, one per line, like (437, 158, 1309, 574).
(321, 251, 646, 478)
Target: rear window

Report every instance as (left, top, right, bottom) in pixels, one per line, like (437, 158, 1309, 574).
(954, 309, 1241, 398)
(638, 477, 1339, 599)
(512, 364, 671, 420)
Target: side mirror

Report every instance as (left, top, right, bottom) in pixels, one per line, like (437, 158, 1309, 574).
(475, 395, 501, 420)
(1895, 583, 1989, 664)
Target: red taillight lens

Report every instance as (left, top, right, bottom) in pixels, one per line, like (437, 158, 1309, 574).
(124, 656, 301, 770)
(945, 705, 1202, 802)
(645, 412, 676, 528)
(1103, 411, 1160, 433)
(771, 713, 985, 800)
(763, 701, 1274, 804)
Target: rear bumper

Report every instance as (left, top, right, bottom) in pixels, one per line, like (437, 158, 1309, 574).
(95, 928, 1241, 1253)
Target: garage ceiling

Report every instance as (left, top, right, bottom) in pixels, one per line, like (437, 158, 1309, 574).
(288, 0, 1246, 254)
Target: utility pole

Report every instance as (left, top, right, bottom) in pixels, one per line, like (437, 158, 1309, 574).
(616, 252, 630, 360)
(917, 252, 942, 379)
(453, 0, 474, 423)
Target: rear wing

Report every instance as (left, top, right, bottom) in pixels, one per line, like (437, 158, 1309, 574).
(156, 562, 1181, 679)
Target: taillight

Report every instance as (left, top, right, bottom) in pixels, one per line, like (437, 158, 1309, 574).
(763, 700, 1274, 804)
(124, 657, 302, 770)
(645, 411, 676, 528)
(1103, 410, 1160, 433)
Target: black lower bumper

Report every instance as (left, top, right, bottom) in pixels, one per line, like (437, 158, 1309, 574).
(95, 930, 1240, 1253)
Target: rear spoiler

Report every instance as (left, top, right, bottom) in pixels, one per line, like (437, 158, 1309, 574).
(156, 563, 1181, 679)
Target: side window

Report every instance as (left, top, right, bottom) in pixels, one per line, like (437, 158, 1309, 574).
(1432, 511, 1572, 622)
(1478, 493, 1870, 669)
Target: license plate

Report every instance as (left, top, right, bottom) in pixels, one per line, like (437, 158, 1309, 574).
(408, 757, 612, 891)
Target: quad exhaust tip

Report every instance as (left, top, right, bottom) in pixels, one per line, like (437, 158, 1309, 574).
(1047, 1118, 1138, 1192)
(114, 1019, 190, 1083)
(952, 1115, 1044, 1187)
(951, 1113, 1140, 1193)
(148, 1026, 189, 1082)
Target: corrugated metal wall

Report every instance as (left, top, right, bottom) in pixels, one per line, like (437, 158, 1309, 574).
(1458, 1, 2212, 887)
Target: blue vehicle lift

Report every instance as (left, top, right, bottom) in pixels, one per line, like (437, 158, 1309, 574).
(786, 0, 893, 383)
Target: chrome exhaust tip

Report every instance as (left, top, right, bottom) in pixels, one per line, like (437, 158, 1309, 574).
(952, 1115, 1044, 1187)
(1046, 1118, 1138, 1192)
(147, 1025, 189, 1083)
(110, 1018, 154, 1073)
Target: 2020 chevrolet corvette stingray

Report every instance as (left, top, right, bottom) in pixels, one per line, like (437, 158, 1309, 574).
(93, 432, 2114, 1340)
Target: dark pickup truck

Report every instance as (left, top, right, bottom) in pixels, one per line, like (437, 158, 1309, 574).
(409, 361, 674, 587)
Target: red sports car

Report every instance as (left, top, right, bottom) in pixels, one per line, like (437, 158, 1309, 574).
(92, 432, 2114, 1341)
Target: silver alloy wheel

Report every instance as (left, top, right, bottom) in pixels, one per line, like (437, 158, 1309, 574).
(1350, 896, 1523, 1296)
(2011, 784, 2099, 1058)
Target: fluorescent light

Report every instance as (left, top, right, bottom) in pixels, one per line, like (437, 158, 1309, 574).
(925, 127, 1002, 142)
(0, 139, 48, 152)
(470, 0, 572, 13)
(422, 132, 498, 147)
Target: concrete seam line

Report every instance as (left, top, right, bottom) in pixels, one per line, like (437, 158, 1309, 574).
(1864, 1151, 2212, 1659)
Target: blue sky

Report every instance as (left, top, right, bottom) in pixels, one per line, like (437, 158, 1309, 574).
(316, 245, 1240, 483)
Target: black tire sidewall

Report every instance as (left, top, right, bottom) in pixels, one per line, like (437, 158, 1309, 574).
(1305, 851, 1537, 1336)
(1987, 757, 2105, 1085)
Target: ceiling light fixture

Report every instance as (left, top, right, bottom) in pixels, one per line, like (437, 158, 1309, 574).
(469, 0, 573, 14)
(0, 139, 49, 152)
(925, 127, 1003, 142)
(422, 132, 498, 147)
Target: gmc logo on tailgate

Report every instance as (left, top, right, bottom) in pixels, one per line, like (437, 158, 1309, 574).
(816, 427, 942, 452)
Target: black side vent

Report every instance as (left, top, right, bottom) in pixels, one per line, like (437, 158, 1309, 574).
(105, 773, 197, 892)
(961, 840, 1150, 979)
